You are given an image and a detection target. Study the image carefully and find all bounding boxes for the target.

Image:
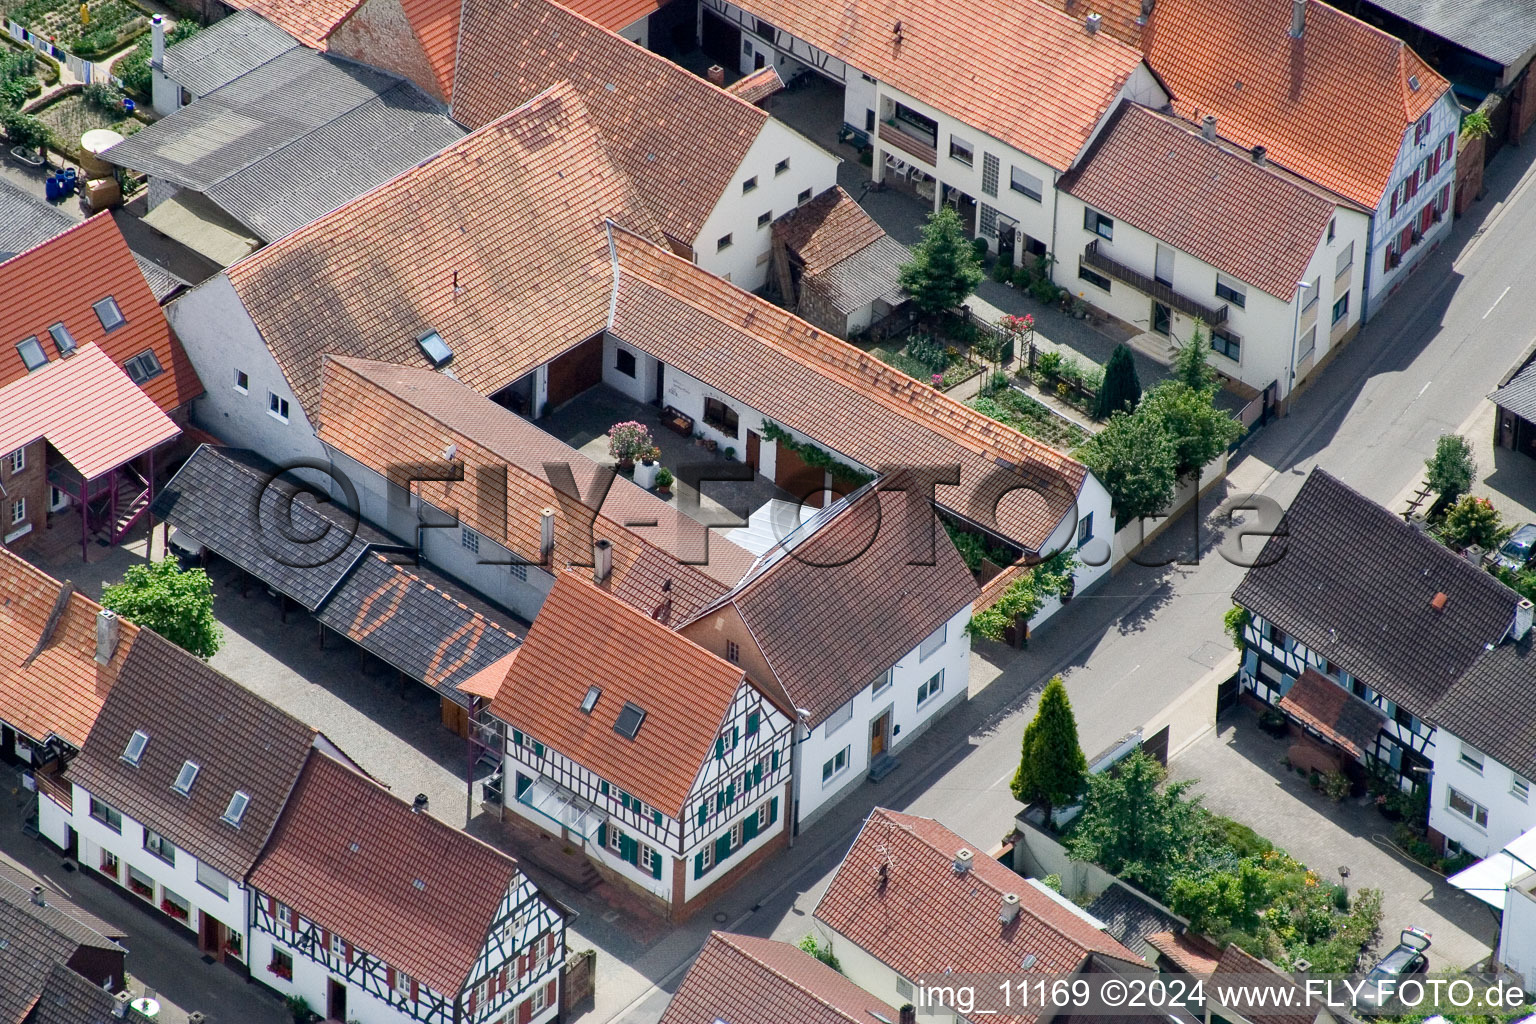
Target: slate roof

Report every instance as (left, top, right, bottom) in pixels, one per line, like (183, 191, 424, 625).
(0, 179, 72, 261)
(816, 809, 1141, 1024)
(103, 47, 464, 243)
(1142, 0, 1450, 208)
(250, 750, 532, 995)
(161, 10, 302, 96)
(1362, 0, 1536, 68)
(609, 228, 1088, 552)
(449, 0, 768, 248)
(223, 83, 663, 420)
(1431, 637, 1536, 780)
(690, 480, 977, 728)
(27, 963, 151, 1024)
(131, 255, 189, 302)
(1491, 358, 1536, 423)
(0, 854, 126, 947)
(0, 899, 115, 1024)
(1279, 668, 1387, 759)
(220, 0, 360, 48)
(723, 0, 1150, 171)
(0, 550, 139, 749)
(68, 629, 321, 880)
(1084, 882, 1185, 964)
(659, 931, 902, 1024)
(0, 212, 200, 414)
(1232, 469, 1520, 715)
(490, 574, 746, 816)
(1059, 103, 1343, 300)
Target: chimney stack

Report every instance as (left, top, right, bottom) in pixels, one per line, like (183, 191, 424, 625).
(900, 1005, 917, 1024)
(30, 885, 44, 907)
(1085, 12, 1102, 34)
(112, 992, 130, 1019)
(151, 13, 165, 67)
(187, 1014, 207, 1024)
(953, 848, 974, 874)
(1201, 115, 1217, 141)
(1289, 0, 1305, 38)
(1431, 591, 1448, 612)
(706, 64, 726, 87)
(593, 538, 613, 584)
(1515, 599, 1533, 641)
(999, 892, 1021, 924)
(94, 609, 120, 665)
(1135, 0, 1153, 23)
(413, 793, 429, 813)
(539, 508, 555, 564)
(1250, 144, 1267, 165)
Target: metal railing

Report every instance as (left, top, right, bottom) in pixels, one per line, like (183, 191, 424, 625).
(1082, 240, 1229, 325)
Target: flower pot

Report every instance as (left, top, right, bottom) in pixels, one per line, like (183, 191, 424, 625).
(617, 458, 635, 473)
(634, 460, 660, 489)
(705, 439, 718, 452)
(656, 485, 671, 497)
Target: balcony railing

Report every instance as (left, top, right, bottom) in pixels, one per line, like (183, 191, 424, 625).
(878, 123, 937, 167)
(1083, 240, 1229, 326)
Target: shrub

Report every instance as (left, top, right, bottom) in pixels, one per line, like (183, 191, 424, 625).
(1425, 433, 1476, 503)
(1442, 493, 1504, 549)
(1461, 109, 1493, 140)
(991, 258, 1011, 282)
(1223, 606, 1251, 652)
(797, 935, 841, 973)
(1322, 771, 1350, 802)
(905, 333, 948, 373)
(654, 467, 673, 488)
(1042, 873, 1063, 893)
(1036, 350, 1062, 378)
(971, 237, 989, 260)
(606, 421, 654, 462)
(83, 80, 125, 112)
(1, 109, 49, 152)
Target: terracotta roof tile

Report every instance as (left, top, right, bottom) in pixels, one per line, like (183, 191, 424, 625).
(223, 0, 361, 47)
(224, 83, 663, 422)
(0, 345, 181, 481)
(726, 0, 1148, 170)
(815, 809, 1141, 1023)
(772, 186, 889, 277)
(1278, 668, 1386, 759)
(67, 630, 320, 880)
(557, 0, 659, 31)
(1209, 946, 1316, 1024)
(318, 356, 753, 619)
(610, 228, 1087, 551)
(1145, 931, 1223, 974)
(660, 931, 902, 1024)
(1060, 104, 1338, 299)
(726, 66, 784, 105)
(398, 0, 461, 98)
(450, 0, 767, 245)
(489, 574, 747, 817)
(250, 751, 530, 994)
(1142, 0, 1449, 207)
(0, 213, 200, 414)
(0, 550, 139, 749)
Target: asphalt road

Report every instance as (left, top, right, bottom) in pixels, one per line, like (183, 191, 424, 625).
(609, 142, 1536, 1021)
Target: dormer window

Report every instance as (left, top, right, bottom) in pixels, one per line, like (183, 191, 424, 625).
(172, 760, 200, 796)
(222, 790, 250, 827)
(93, 297, 125, 332)
(121, 730, 149, 766)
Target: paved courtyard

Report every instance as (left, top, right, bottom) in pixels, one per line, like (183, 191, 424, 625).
(1169, 706, 1499, 972)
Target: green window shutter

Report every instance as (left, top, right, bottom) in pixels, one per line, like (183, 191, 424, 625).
(769, 796, 779, 825)
(732, 725, 740, 747)
(653, 810, 663, 826)
(512, 729, 523, 746)
(620, 835, 637, 865)
(599, 781, 609, 796)
(716, 792, 725, 813)
(694, 851, 705, 878)
(715, 834, 731, 863)
(743, 814, 759, 842)
(533, 741, 545, 758)
(725, 783, 735, 805)
(619, 792, 629, 810)
(747, 712, 760, 736)
(697, 803, 706, 827)
(771, 750, 780, 771)
(597, 823, 607, 848)
(715, 737, 725, 760)
(650, 849, 663, 879)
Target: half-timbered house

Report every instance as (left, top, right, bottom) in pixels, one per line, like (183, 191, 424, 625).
(480, 573, 793, 920)
(249, 750, 563, 1024)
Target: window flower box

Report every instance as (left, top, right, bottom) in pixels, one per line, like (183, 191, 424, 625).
(268, 962, 293, 980)
(128, 877, 154, 900)
(160, 898, 190, 922)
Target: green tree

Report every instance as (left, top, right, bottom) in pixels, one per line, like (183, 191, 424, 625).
(1139, 381, 1243, 480)
(797, 934, 841, 973)
(1172, 324, 1219, 392)
(1076, 410, 1177, 523)
(898, 207, 984, 316)
(1425, 433, 1477, 503)
(1093, 344, 1141, 419)
(1067, 749, 1209, 894)
(1011, 676, 1088, 825)
(1442, 494, 1505, 550)
(101, 559, 222, 658)
(1223, 606, 1251, 652)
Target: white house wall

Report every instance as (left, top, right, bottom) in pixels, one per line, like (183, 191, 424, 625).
(1429, 730, 1536, 859)
(37, 790, 70, 849)
(692, 121, 840, 292)
(1366, 90, 1461, 318)
(1500, 883, 1536, 990)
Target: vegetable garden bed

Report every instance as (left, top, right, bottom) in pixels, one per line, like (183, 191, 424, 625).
(969, 386, 1090, 449)
(1, 0, 148, 56)
(28, 87, 146, 159)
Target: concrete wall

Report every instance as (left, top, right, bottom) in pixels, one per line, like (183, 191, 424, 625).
(1500, 881, 1536, 989)
(601, 335, 662, 406)
(1429, 730, 1536, 858)
(1110, 452, 1227, 572)
(1010, 819, 1122, 902)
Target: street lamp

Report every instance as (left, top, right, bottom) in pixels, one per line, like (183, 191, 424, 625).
(1286, 280, 1312, 405)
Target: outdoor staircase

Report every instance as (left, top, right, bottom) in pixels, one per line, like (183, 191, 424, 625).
(868, 752, 900, 783)
(90, 465, 151, 546)
(110, 487, 150, 544)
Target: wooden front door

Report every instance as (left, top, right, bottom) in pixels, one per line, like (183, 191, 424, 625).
(869, 710, 891, 759)
(745, 430, 761, 471)
(199, 911, 222, 956)
(328, 978, 347, 1021)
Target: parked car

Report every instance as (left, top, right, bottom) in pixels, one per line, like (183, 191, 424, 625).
(1354, 927, 1431, 1010)
(1491, 523, 1536, 571)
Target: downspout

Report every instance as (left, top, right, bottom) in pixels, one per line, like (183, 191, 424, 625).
(1049, 170, 1062, 286)
(787, 710, 809, 846)
(1360, 208, 1376, 323)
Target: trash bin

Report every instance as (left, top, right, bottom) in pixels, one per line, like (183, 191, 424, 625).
(44, 175, 59, 201)
(63, 168, 76, 192)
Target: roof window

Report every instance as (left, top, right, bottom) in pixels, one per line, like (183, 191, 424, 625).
(416, 330, 453, 368)
(581, 686, 601, 714)
(614, 701, 647, 740)
(93, 297, 125, 332)
(222, 790, 250, 827)
(47, 323, 76, 357)
(121, 730, 149, 766)
(16, 336, 47, 372)
(123, 349, 163, 385)
(171, 759, 200, 796)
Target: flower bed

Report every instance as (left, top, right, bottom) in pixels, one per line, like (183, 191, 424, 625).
(1024, 350, 1102, 418)
(867, 332, 981, 392)
(969, 386, 1089, 449)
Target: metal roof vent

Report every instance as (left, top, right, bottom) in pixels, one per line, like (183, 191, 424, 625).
(1251, 144, 1267, 164)
(1085, 12, 1101, 33)
(416, 330, 453, 369)
(413, 793, 429, 813)
(953, 848, 974, 874)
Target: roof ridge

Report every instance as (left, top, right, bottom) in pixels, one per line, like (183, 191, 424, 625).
(719, 933, 877, 1022)
(0, 208, 114, 270)
(549, 570, 742, 676)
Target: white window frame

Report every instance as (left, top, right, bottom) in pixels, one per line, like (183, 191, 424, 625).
(949, 136, 974, 166)
(233, 369, 249, 393)
(10, 498, 25, 525)
(1084, 208, 1113, 241)
(9, 448, 23, 474)
(331, 932, 347, 958)
(1447, 787, 1489, 829)
(1297, 325, 1317, 362)
(917, 670, 944, 707)
(716, 233, 733, 252)
(1214, 273, 1247, 309)
(1514, 774, 1531, 803)
(1009, 165, 1042, 202)
(870, 668, 893, 696)
(1335, 241, 1354, 276)
(268, 392, 290, 422)
(822, 703, 853, 738)
(1303, 276, 1320, 312)
(742, 175, 758, 194)
(919, 622, 946, 661)
(821, 746, 850, 785)
(395, 970, 412, 995)
(197, 860, 231, 897)
(1460, 743, 1485, 774)
(277, 902, 293, 927)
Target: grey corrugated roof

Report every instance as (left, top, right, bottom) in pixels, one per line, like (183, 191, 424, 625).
(1362, 0, 1536, 68)
(103, 48, 463, 242)
(161, 10, 301, 96)
(1084, 882, 1184, 964)
(0, 179, 74, 262)
(1492, 358, 1536, 422)
(808, 234, 910, 316)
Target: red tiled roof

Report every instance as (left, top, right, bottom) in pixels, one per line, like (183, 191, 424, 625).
(456, 650, 517, 700)
(772, 186, 888, 277)
(0, 345, 180, 481)
(1209, 945, 1317, 1024)
(1145, 931, 1223, 974)
(397, 0, 461, 98)
(726, 66, 784, 105)
(251, 751, 527, 995)
(1142, 0, 1449, 207)
(725, 0, 1149, 170)
(816, 810, 1141, 1023)
(557, 0, 658, 32)
(225, 83, 664, 421)
(0, 213, 199, 414)
(1060, 104, 1338, 299)
(223, 0, 361, 47)
(488, 574, 747, 817)
(609, 228, 1088, 552)
(660, 932, 902, 1024)
(450, 0, 767, 247)
(0, 550, 139, 748)
(1278, 668, 1386, 759)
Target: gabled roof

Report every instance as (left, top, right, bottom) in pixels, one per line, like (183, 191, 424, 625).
(660, 931, 902, 1024)
(221, 0, 360, 48)
(0, 853, 127, 947)
(0, 899, 120, 1024)
(1060, 103, 1341, 299)
(26, 962, 149, 1024)
(724, 0, 1150, 171)
(1208, 945, 1316, 1024)
(328, 0, 462, 101)
(0, 179, 72, 262)
(161, 10, 302, 95)
(1432, 637, 1536, 780)
(1142, 0, 1450, 208)
(250, 750, 530, 995)
(0, 345, 181, 482)
(317, 355, 754, 619)
(1278, 668, 1387, 759)
(0, 213, 199, 413)
(773, 186, 889, 277)
(488, 574, 747, 817)
(690, 481, 977, 728)
(1233, 469, 1519, 714)
(223, 82, 663, 420)
(103, 46, 464, 244)
(609, 228, 1087, 551)
(815, 809, 1141, 1022)
(727, 65, 784, 105)
(0, 550, 138, 749)
(450, 0, 768, 247)
(68, 630, 321, 880)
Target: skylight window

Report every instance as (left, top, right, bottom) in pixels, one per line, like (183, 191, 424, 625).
(172, 760, 200, 796)
(222, 790, 250, 828)
(581, 686, 602, 714)
(614, 701, 647, 740)
(121, 730, 149, 766)
(93, 297, 125, 332)
(47, 323, 76, 357)
(16, 336, 47, 372)
(416, 330, 453, 369)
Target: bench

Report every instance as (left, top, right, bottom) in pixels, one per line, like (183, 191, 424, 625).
(661, 405, 694, 437)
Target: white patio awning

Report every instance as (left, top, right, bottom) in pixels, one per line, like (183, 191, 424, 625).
(1448, 826, 1536, 910)
(518, 776, 605, 840)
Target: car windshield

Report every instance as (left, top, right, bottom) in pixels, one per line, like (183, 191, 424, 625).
(1505, 535, 1534, 557)
(1375, 947, 1417, 975)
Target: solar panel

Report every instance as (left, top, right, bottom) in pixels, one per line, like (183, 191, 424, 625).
(614, 701, 646, 739)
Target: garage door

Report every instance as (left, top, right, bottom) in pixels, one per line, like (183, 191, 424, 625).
(545, 335, 604, 411)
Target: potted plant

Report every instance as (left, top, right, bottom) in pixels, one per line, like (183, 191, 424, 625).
(607, 421, 653, 472)
(655, 467, 674, 496)
(724, 446, 736, 460)
(634, 446, 662, 488)
(704, 437, 718, 452)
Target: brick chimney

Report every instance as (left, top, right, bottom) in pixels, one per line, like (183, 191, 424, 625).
(707, 65, 726, 87)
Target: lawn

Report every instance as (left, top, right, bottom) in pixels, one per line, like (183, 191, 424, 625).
(969, 386, 1089, 450)
(2, 0, 147, 53)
